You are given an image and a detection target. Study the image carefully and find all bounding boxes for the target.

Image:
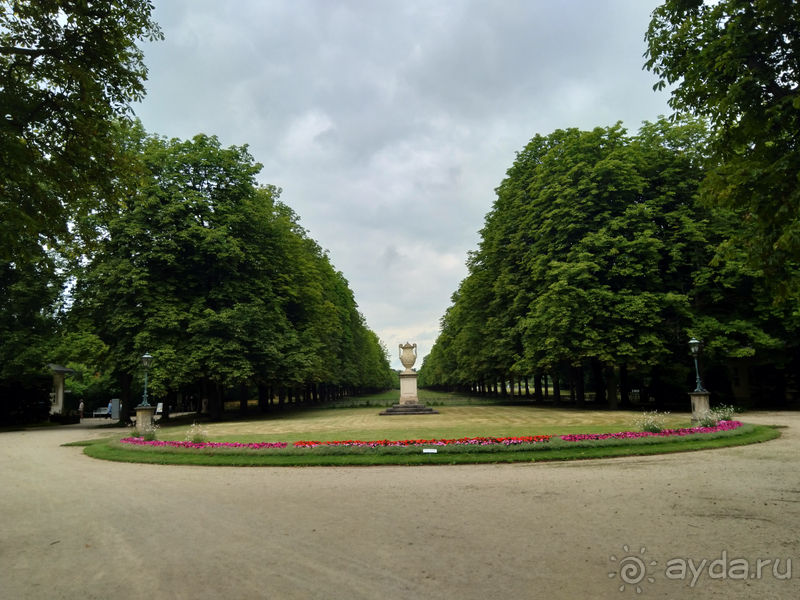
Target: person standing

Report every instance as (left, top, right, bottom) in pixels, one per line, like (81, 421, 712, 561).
(107, 401, 112, 419)
(79, 400, 84, 421)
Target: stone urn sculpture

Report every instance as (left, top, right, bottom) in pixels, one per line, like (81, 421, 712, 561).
(380, 341, 438, 415)
(399, 342, 417, 373)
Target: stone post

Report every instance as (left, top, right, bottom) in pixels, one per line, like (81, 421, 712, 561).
(135, 405, 157, 433)
(689, 391, 711, 425)
(399, 372, 419, 405)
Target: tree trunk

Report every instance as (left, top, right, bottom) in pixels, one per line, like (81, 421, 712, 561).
(575, 364, 585, 408)
(119, 372, 133, 424)
(569, 368, 576, 402)
(208, 379, 221, 421)
(258, 383, 269, 413)
(199, 376, 208, 415)
(652, 366, 666, 411)
(619, 363, 632, 408)
(525, 376, 530, 397)
(162, 391, 173, 420)
(606, 364, 618, 410)
(591, 358, 606, 403)
(552, 369, 561, 407)
(278, 385, 285, 410)
(239, 382, 248, 416)
(534, 374, 543, 403)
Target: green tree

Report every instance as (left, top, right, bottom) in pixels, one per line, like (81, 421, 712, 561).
(422, 118, 796, 405)
(73, 133, 286, 419)
(645, 0, 800, 296)
(0, 252, 61, 383)
(0, 249, 62, 424)
(73, 129, 395, 420)
(0, 0, 162, 261)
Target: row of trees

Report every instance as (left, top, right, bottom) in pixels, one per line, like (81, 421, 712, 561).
(418, 119, 799, 406)
(2, 125, 397, 423)
(1, 2, 395, 424)
(74, 127, 396, 420)
(420, 0, 800, 407)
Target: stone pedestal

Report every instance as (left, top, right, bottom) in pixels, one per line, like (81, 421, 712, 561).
(689, 391, 710, 424)
(380, 403, 439, 415)
(381, 372, 439, 415)
(399, 372, 419, 405)
(135, 405, 157, 432)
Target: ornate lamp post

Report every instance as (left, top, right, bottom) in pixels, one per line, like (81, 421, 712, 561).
(688, 338, 706, 392)
(138, 352, 153, 407)
(688, 338, 710, 423)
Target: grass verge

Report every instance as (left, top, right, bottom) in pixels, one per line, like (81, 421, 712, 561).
(63, 439, 107, 447)
(80, 424, 779, 467)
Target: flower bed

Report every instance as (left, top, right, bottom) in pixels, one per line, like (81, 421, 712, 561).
(293, 435, 552, 448)
(559, 420, 743, 442)
(120, 438, 287, 450)
(118, 421, 744, 452)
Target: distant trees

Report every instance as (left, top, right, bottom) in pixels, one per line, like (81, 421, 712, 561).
(71, 130, 394, 421)
(419, 119, 799, 405)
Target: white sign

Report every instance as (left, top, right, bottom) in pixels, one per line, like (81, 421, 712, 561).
(422, 449, 437, 454)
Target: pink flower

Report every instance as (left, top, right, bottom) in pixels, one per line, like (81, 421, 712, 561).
(120, 438, 287, 450)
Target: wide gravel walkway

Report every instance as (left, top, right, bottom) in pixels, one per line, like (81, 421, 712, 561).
(1, 412, 798, 599)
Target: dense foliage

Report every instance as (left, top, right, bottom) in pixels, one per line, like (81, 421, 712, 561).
(645, 0, 800, 298)
(68, 130, 394, 421)
(0, 0, 162, 261)
(419, 119, 799, 406)
(0, 1, 393, 424)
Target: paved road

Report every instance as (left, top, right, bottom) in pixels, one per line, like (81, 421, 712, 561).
(1, 413, 798, 599)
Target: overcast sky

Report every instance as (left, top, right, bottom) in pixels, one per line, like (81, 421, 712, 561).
(133, 0, 673, 370)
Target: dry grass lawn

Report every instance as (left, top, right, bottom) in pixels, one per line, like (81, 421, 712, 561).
(156, 405, 693, 444)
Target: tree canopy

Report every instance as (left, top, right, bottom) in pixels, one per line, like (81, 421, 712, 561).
(0, 0, 162, 260)
(71, 130, 394, 420)
(419, 118, 799, 405)
(645, 0, 800, 297)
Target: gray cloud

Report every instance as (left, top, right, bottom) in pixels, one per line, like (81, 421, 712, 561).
(134, 0, 672, 367)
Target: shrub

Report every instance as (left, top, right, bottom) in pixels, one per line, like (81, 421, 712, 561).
(712, 404, 736, 422)
(136, 422, 160, 441)
(695, 405, 736, 427)
(633, 411, 669, 433)
(695, 410, 718, 428)
(185, 422, 209, 444)
(0, 376, 52, 426)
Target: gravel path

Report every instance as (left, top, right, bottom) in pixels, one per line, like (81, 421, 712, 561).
(1, 412, 798, 599)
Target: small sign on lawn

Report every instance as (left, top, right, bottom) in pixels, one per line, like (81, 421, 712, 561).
(422, 449, 437, 454)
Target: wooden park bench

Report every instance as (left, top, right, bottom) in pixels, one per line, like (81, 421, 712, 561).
(92, 407, 111, 418)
